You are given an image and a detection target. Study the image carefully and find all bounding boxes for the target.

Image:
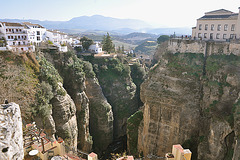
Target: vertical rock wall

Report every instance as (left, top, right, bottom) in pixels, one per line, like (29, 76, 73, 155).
(85, 77, 114, 153)
(0, 103, 24, 160)
(138, 41, 240, 160)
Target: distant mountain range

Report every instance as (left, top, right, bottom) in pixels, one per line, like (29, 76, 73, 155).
(0, 15, 191, 35)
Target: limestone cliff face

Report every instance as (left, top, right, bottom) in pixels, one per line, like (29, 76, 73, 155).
(45, 52, 93, 152)
(85, 77, 114, 152)
(51, 83, 78, 151)
(0, 103, 24, 160)
(92, 58, 138, 139)
(138, 53, 202, 157)
(138, 41, 240, 160)
(103, 76, 138, 138)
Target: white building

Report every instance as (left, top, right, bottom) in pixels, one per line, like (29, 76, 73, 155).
(192, 8, 240, 41)
(45, 30, 71, 45)
(22, 22, 46, 45)
(89, 42, 102, 54)
(45, 30, 72, 52)
(0, 22, 34, 52)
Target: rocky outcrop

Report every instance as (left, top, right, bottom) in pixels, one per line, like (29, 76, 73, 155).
(42, 52, 93, 152)
(0, 103, 24, 160)
(93, 58, 138, 139)
(85, 77, 114, 152)
(103, 77, 137, 138)
(138, 53, 202, 157)
(51, 83, 78, 151)
(137, 41, 240, 160)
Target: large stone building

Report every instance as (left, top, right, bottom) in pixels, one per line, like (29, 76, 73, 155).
(192, 7, 240, 41)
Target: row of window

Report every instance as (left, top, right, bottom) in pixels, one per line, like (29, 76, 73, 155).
(199, 24, 235, 31)
(12, 41, 26, 46)
(6, 28, 23, 33)
(29, 36, 41, 40)
(8, 35, 27, 40)
(198, 33, 236, 39)
(27, 31, 41, 35)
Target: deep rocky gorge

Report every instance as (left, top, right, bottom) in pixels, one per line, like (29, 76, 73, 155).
(129, 40, 240, 160)
(38, 51, 139, 155)
(1, 39, 239, 160)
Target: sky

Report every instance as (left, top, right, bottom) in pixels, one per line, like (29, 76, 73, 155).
(1, 0, 239, 28)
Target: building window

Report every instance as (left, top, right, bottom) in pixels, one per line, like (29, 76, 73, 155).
(199, 24, 202, 30)
(9, 29, 11, 32)
(18, 42, 21, 45)
(224, 24, 228, 31)
(216, 33, 220, 39)
(37, 36, 40, 41)
(223, 34, 227, 39)
(16, 29, 18, 32)
(198, 33, 202, 38)
(13, 42, 15, 45)
(210, 33, 213, 39)
(217, 24, 221, 31)
(6, 29, 8, 32)
(19, 29, 22, 32)
(18, 36, 20, 39)
(8, 36, 10, 39)
(231, 24, 235, 31)
(205, 24, 208, 31)
(204, 33, 207, 38)
(230, 34, 236, 39)
(211, 24, 214, 30)
(11, 36, 13, 39)
(37, 31, 40, 35)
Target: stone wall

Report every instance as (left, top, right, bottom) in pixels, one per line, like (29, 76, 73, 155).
(168, 39, 240, 56)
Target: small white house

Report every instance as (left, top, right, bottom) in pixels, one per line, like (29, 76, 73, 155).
(22, 22, 47, 45)
(89, 42, 102, 54)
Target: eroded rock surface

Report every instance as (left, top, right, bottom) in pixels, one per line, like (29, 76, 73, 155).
(0, 103, 24, 160)
(85, 77, 114, 152)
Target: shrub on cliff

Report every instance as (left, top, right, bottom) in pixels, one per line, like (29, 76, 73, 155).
(32, 81, 53, 118)
(39, 58, 63, 90)
(127, 110, 143, 156)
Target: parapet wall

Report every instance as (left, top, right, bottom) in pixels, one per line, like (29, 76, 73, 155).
(168, 39, 240, 56)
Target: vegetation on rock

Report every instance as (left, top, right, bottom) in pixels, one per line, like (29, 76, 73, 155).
(127, 110, 143, 156)
(102, 32, 115, 53)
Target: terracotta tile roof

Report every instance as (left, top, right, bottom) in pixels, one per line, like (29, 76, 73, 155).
(22, 22, 44, 28)
(88, 152, 97, 158)
(2, 22, 23, 27)
(47, 29, 67, 35)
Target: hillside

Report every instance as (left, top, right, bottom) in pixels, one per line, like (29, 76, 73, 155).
(0, 15, 150, 32)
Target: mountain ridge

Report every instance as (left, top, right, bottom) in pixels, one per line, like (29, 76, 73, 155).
(0, 15, 191, 35)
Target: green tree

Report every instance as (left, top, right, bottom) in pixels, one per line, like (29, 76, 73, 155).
(102, 32, 115, 53)
(117, 46, 121, 53)
(80, 36, 93, 51)
(157, 35, 170, 44)
(122, 45, 124, 53)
